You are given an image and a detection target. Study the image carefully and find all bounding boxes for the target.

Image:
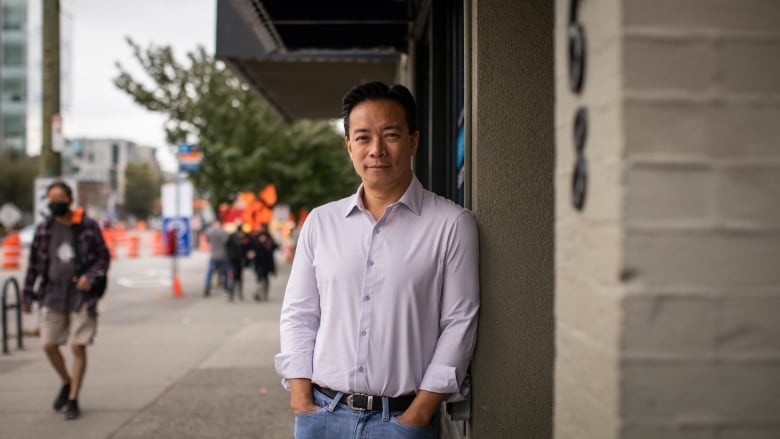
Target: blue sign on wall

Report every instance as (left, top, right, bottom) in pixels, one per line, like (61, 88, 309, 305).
(162, 216, 191, 257)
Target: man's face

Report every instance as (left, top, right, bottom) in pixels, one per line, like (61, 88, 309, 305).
(47, 187, 71, 205)
(345, 99, 419, 193)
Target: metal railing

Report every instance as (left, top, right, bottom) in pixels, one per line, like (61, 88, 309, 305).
(2, 277, 23, 354)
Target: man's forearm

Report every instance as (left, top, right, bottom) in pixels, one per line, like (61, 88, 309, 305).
(401, 390, 448, 425)
(288, 378, 315, 411)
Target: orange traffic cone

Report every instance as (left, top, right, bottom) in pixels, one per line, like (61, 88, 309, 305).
(127, 235, 139, 258)
(152, 231, 165, 256)
(2, 232, 21, 269)
(199, 233, 210, 252)
(173, 275, 183, 298)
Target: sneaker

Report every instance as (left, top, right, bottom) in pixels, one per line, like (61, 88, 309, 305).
(52, 383, 70, 411)
(64, 399, 80, 420)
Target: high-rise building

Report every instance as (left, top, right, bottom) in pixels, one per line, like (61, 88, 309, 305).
(0, 0, 28, 154)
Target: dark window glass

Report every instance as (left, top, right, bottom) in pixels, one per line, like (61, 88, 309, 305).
(3, 43, 26, 67)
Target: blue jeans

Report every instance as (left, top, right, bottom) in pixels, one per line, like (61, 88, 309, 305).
(294, 388, 439, 439)
(204, 259, 230, 292)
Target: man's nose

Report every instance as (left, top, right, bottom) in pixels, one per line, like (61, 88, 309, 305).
(368, 138, 386, 157)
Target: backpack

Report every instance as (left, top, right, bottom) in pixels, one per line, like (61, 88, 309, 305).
(71, 220, 109, 299)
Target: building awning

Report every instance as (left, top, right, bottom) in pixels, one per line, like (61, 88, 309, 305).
(215, 0, 411, 121)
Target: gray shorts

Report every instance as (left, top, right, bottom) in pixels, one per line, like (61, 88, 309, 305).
(39, 306, 98, 346)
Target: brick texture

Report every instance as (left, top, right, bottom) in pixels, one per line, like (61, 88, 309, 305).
(624, 37, 717, 93)
(625, 231, 780, 288)
(622, 295, 718, 355)
(715, 167, 780, 228)
(623, 0, 780, 32)
(562, 0, 780, 436)
(626, 164, 714, 224)
(554, 0, 624, 436)
(616, 0, 780, 437)
(721, 40, 780, 94)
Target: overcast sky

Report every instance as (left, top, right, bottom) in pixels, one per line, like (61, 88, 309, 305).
(27, 0, 216, 171)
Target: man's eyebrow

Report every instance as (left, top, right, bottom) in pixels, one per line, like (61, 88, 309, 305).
(382, 124, 403, 131)
(351, 128, 370, 135)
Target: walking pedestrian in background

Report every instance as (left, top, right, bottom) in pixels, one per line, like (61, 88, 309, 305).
(226, 223, 251, 301)
(22, 181, 111, 420)
(203, 219, 230, 297)
(250, 225, 278, 302)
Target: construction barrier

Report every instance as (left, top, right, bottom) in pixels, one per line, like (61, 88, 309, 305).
(103, 230, 117, 260)
(2, 232, 21, 270)
(127, 235, 140, 258)
(152, 231, 165, 256)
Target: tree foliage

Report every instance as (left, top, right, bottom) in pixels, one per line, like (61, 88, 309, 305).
(113, 39, 359, 212)
(0, 151, 37, 213)
(124, 162, 160, 220)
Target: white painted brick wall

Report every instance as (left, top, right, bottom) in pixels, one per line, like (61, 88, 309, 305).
(619, 0, 780, 437)
(556, 0, 780, 438)
(554, 0, 624, 437)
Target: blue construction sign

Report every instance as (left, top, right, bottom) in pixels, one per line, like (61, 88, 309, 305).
(162, 216, 191, 257)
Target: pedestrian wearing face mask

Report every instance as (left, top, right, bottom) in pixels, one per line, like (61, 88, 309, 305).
(21, 181, 110, 420)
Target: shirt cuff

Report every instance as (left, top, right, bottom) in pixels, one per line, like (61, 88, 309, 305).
(419, 363, 461, 398)
(274, 352, 313, 390)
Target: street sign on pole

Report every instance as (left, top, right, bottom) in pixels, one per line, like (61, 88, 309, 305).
(162, 180, 193, 218)
(52, 114, 64, 152)
(162, 216, 191, 257)
(177, 143, 202, 173)
(0, 203, 22, 228)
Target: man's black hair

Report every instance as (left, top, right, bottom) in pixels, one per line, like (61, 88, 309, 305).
(342, 81, 418, 137)
(46, 180, 74, 201)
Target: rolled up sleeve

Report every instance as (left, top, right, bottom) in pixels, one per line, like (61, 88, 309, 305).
(274, 212, 321, 390)
(419, 211, 480, 401)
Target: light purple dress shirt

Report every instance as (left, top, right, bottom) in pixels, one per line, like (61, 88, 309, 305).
(275, 176, 479, 401)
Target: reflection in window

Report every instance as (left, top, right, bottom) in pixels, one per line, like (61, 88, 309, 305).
(2, 78, 26, 102)
(2, 5, 25, 31)
(3, 42, 26, 67)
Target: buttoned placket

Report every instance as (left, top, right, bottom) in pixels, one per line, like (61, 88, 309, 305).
(352, 209, 386, 392)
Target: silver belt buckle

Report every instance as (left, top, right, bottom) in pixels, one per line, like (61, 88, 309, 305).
(345, 393, 373, 411)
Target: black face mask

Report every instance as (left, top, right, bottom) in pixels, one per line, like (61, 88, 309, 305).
(48, 202, 70, 217)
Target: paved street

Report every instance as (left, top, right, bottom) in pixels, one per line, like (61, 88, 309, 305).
(0, 232, 294, 438)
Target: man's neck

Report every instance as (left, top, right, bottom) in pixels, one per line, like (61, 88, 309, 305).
(54, 212, 72, 225)
(361, 177, 413, 220)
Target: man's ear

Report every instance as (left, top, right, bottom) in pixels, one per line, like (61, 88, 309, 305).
(345, 136, 352, 154)
(410, 131, 420, 156)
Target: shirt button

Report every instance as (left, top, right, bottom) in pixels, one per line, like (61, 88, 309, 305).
(374, 229, 380, 234)
(358, 367, 364, 372)
(364, 295, 371, 301)
(361, 330, 367, 336)
(368, 260, 374, 266)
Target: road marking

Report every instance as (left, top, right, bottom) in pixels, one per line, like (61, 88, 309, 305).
(116, 277, 172, 288)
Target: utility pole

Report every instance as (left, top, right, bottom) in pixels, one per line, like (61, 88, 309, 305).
(40, 0, 60, 177)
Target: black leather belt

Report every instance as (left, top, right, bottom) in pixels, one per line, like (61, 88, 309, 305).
(313, 385, 416, 412)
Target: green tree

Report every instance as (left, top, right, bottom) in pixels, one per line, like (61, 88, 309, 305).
(124, 162, 160, 220)
(0, 151, 37, 213)
(113, 39, 359, 212)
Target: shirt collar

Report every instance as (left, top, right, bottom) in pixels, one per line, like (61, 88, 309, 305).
(344, 175, 424, 217)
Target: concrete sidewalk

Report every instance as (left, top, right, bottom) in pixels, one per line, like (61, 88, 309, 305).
(0, 251, 294, 439)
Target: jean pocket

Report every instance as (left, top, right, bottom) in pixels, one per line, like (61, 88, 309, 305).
(389, 415, 431, 431)
(294, 406, 327, 417)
